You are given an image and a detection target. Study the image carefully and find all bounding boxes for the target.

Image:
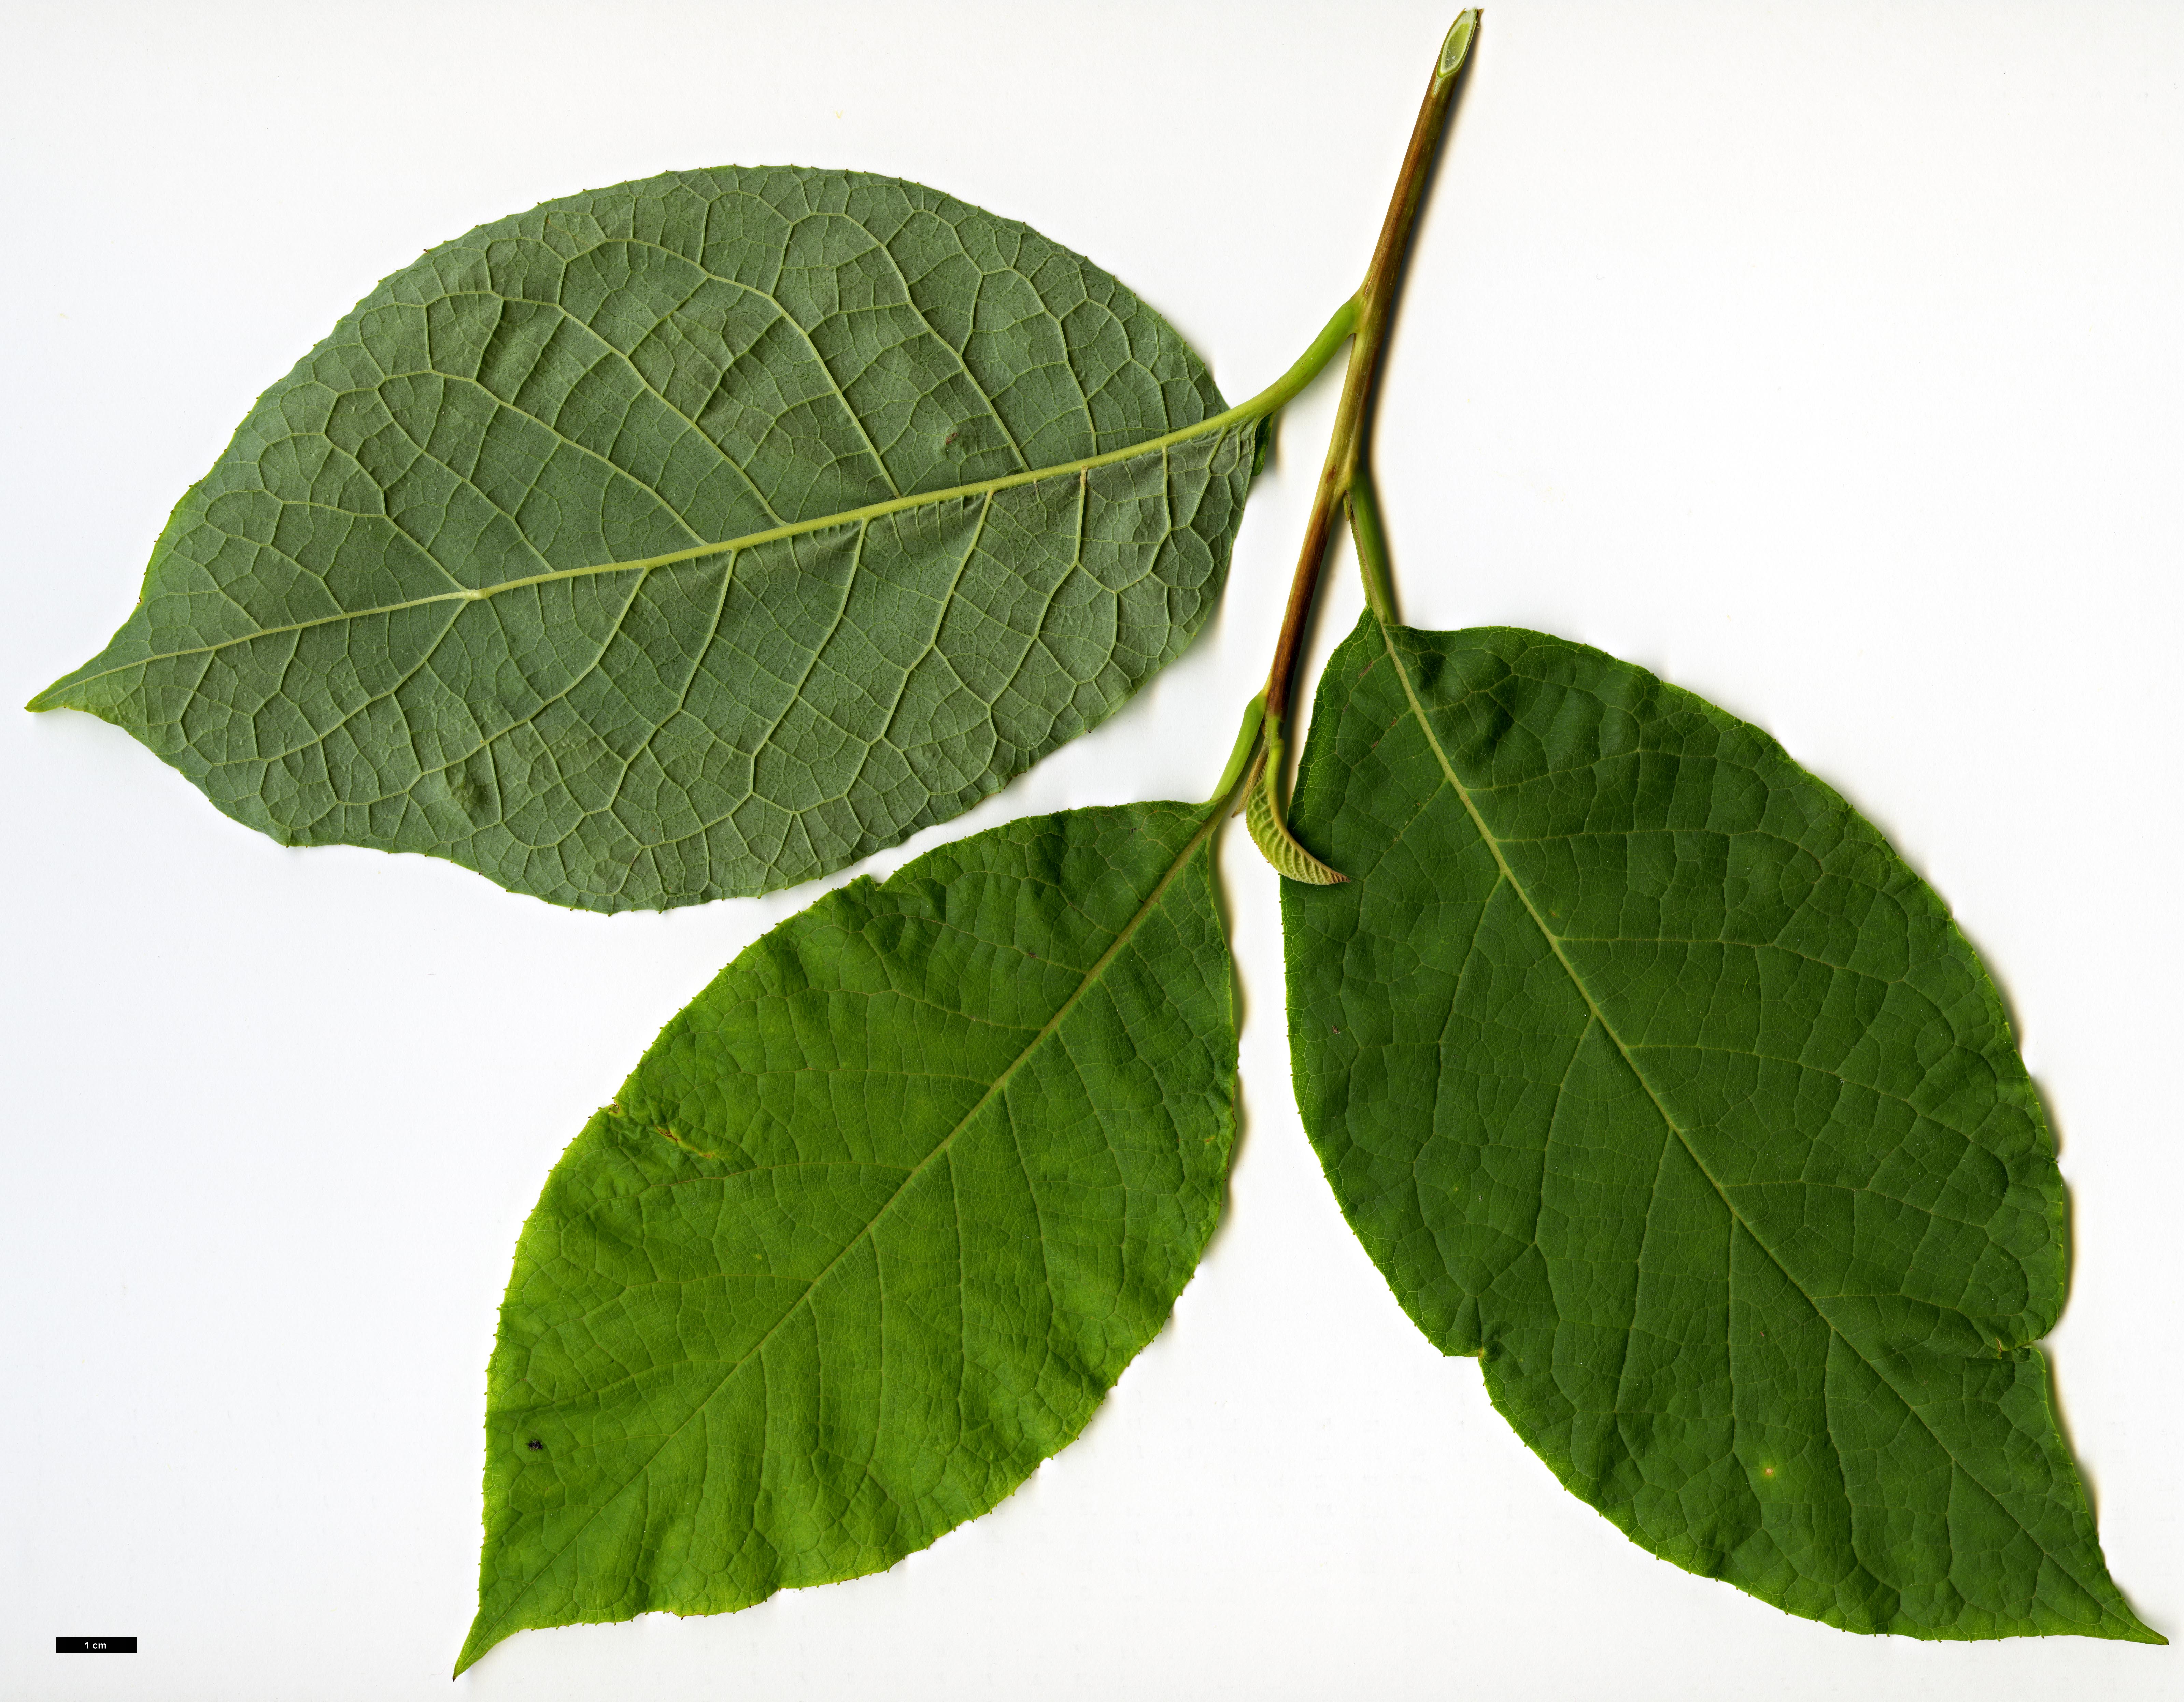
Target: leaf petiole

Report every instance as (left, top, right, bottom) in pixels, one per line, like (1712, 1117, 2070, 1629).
(1206, 693, 1267, 807)
(1346, 466, 1398, 623)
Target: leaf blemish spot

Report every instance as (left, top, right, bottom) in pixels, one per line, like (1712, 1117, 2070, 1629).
(655, 1125, 719, 1159)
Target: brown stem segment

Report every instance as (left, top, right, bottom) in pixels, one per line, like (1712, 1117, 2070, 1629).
(1260, 10, 1476, 725)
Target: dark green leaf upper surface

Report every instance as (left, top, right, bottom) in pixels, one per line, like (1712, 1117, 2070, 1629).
(35, 168, 1251, 909)
(460, 800, 1236, 1672)
(1284, 615, 2156, 1642)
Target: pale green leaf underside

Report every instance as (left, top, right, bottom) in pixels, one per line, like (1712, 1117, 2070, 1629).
(1246, 726, 1344, 885)
(460, 800, 1236, 1672)
(1247, 773, 1342, 884)
(1284, 615, 2156, 1642)
(34, 167, 1252, 910)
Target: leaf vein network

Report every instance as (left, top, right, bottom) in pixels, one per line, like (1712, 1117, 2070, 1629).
(1377, 621, 2105, 1602)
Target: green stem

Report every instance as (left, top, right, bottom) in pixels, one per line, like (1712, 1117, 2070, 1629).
(1260, 9, 1475, 724)
(1347, 467, 1397, 623)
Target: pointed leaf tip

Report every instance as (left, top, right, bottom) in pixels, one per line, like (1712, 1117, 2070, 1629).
(465, 801, 1240, 1660)
(47, 166, 1253, 912)
(1283, 613, 2157, 1642)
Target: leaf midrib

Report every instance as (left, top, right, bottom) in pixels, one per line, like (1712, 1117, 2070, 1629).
(1372, 616, 2121, 1623)
(34, 408, 1251, 705)
(466, 801, 1224, 1655)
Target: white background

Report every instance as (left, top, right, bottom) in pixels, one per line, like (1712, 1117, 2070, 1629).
(4, 3, 2178, 1697)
